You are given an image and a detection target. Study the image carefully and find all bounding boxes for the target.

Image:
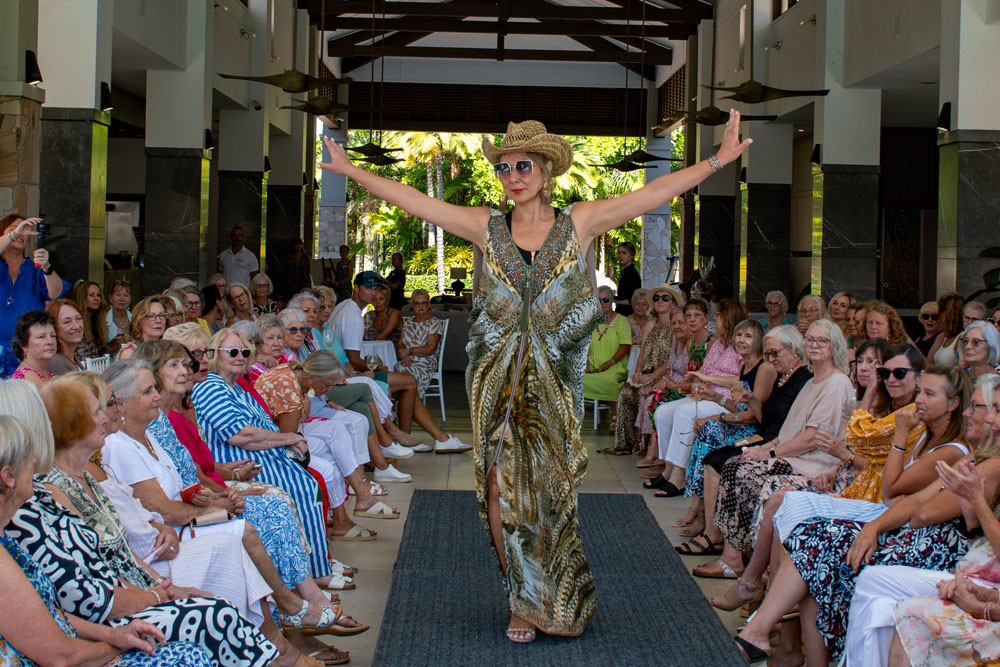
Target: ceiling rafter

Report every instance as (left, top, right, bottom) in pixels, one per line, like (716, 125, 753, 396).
(328, 43, 672, 66)
(304, 0, 702, 22)
(321, 16, 690, 38)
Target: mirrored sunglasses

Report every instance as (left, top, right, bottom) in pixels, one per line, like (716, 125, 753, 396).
(217, 347, 251, 359)
(493, 160, 533, 180)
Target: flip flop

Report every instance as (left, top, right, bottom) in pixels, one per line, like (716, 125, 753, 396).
(353, 500, 400, 519)
(693, 558, 742, 580)
(325, 614, 369, 637)
(734, 636, 772, 664)
(329, 525, 377, 541)
(675, 534, 724, 556)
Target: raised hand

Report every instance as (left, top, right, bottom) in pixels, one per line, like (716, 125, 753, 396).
(715, 110, 754, 166)
(936, 459, 982, 502)
(320, 136, 356, 175)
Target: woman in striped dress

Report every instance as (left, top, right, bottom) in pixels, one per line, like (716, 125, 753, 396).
(191, 327, 332, 579)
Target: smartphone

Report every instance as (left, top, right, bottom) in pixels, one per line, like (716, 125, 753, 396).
(180, 482, 203, 503)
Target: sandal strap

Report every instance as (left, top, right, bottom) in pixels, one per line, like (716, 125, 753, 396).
(737, 576, 763, 591)
(277, 600, 310, 626)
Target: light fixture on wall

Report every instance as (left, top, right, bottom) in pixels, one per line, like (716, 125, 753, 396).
(24, 50, 42, 85)
(810, 144, 822, 166)
(204, 129, 215, 151)
(263, 156, 272, 174)
(800, 15, 817, 25)
(100, 82, 114, 112)
(936, 102, 952, 132)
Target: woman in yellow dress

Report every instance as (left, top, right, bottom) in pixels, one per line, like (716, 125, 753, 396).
(583, 285, 632, 403)
(319, 115, 751, 642)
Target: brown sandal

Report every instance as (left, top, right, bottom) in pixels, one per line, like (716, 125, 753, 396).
(711, 576, 765, 611)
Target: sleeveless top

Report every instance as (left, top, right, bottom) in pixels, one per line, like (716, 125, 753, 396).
(933, 335, 960, 366)
(10, 365, 52, 381)
(904, 431, 970, 470)
(639, 322, 673, 374)
(740, 358, 765, 392)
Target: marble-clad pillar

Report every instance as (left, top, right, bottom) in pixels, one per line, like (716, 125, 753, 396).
(739, 184, 792, 309)
(39, 108, 109, 284)
(694, 194, 737, 299)
(266, 183, 305, 296)
(810, 164, 879, 302)
(937, 131, 1000, 298)
(641, 118, 673, 288)
(216, 169, 267, 279)
(143, 148, 211, 292)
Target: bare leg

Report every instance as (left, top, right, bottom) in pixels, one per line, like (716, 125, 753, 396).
(771, 621, 805, 667)
(240, 524, 328, 625)
(703, 466, 724, 543)
(799, 595, 829, 666)
(888, 631, 912, 667)
(743, 490, 785, 585)
(678, 496, 705, 537)
(736, 547, 809, 654)
(328, 504, 376, 540)
(665, 463, 685, 489)
(347, 466, 383, 510)
(488, 466, 534, 642)
(409, 395, 449, 442)
(261, 616, 322, 667)
(387, 372, 418, 432)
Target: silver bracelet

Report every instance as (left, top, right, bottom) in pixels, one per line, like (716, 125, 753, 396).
(708, 154, 723, 173)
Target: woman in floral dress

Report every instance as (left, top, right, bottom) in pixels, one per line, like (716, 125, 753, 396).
(395, 288, 445, 399)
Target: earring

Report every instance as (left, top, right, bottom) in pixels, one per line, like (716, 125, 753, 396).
(542, 180, 552, 201)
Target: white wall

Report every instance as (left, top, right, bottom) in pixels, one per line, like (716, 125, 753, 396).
(113, 0, 187, 69)
(843, 0, 940, 87)
(212, 0, 252, 107)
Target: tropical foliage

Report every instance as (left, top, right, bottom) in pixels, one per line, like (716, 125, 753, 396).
(333, 128, 685, 292)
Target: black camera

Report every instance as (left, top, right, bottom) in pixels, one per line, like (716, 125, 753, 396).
(36, 221, 51, 249)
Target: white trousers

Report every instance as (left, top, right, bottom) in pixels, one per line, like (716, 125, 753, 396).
(307, 399, 371, 467)
(658, 397, 728, 468)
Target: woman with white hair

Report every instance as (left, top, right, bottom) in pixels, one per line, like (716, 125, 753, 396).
(764, 290, 794, 331)
(959, 320, 1000, 382)
(249, 273, 277, 316)
(795, 294, 827, 336)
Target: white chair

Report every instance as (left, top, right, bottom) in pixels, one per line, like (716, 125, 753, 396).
(83, 354, 110, 373)
(422, 319, 449, 421)
(590, 398, 611, 431)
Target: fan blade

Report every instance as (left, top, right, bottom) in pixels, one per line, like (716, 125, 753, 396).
(349, 142, 402, 157)
(359, 154, 404, 166)
(627, 149, 669, 163)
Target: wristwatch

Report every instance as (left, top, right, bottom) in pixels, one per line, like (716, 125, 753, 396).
(769, 449, 777, 459)
(42, 264, 54, 275)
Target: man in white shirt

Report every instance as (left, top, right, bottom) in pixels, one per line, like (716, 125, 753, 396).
(329, 271, 471, 455)
(218, 226, 259, 287)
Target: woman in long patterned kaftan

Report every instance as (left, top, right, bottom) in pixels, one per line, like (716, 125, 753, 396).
(319, 114, 751, 643)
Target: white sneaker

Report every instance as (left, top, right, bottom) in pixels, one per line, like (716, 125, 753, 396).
(373, 464, 412, 483)
(381, 442, 414, 459)
(412, 443, 434, 453)
(434, 435, 473, 454)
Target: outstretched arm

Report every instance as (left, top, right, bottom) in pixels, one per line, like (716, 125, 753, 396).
(573, 110, 752, 244)
(320, 137, 490, 247)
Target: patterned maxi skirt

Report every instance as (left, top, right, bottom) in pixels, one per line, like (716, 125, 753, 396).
(785, 517, 971, 659)
(683, 415, 755, 498)
(714, 456, 794, 553)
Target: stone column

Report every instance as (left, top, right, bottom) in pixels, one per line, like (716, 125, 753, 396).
(936, 0, 1000, 297)
(142, 0, 213, 292)
(318, 118, 348, 260)
(641, 101, 674, 288)
(0, 0, 44, 219)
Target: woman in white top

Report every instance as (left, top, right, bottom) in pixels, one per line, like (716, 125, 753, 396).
(106, 279, 132, 347)
(928, 292, 965, 366)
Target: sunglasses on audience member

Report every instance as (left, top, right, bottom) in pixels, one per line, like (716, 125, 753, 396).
(493, 160, 533, 180)
(599, 297, 612, 303)
(286, 326, 309, 335)
(989, 318, 998, 325)
(960, 336, 987, 349)
(651, 294, 673, 302)
(217, 347, 252, 359)
(188, 349, 215, 361)
(920, 313, 939, 321)
(875, 367, 920, 381)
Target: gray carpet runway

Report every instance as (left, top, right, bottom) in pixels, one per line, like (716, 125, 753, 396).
(372, 489, 747, 666)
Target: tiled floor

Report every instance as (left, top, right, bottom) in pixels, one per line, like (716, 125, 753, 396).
(323, 373, 742, 666)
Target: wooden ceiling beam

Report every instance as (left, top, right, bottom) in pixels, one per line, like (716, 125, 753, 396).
(328, 43, 673, 65)
(310, 0, 697, 22)
(321, 16, 689, 38)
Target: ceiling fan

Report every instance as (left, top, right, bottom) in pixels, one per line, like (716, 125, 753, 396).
(352, 0, 402, 163)
(677, 104, 777, 126)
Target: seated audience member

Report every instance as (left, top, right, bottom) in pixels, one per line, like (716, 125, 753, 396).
(865, 300, 912, 346)
(827, 291, 854, 339)
(329, 271, 471, 454)
(106, 279, 132, 348)
(190, 328, 333, 580)
(959, 320, 1000, 382)
(199, 286, 226, 334)
(965, 301, 989, 328)
(0, 379, 282, 666)
(227, 282, 256, 324)
(915, 300, 940, 358)
(764, 291, 794, 332)
(74, 281, 109, 357)
(395, 288, 445, 399)
(637, 298, 712, 467)
(0, 215, 69, 377)
(991, 306, 1000, 336)
(841, 373, 1000, 667)
(846, 301, 861, 347)
(286, 292, 325, 352)
(180, 286, 212, 338)
(250, 272, 278, 315)
(44, 298, 88, 375)
(282, 308, 318, 364)
(626, 289, 650, 346)
(206, 272, 229, 298)
(648, 300, 747, 497)
(0, 411, 215, 666)
(255, 352, 396, 538)
(169, 277, 197, 291)
(674, 325, 812, 556)
(710, 345, 931, 615)
(383, 252, 406, 310)
(10, 311, 57, 384)
(697, 319, 854, 578)
(583, 285, 632, 405)
(733, 368, 986, 665)
(364, 284, 402, 341)
(117, 297, 168, 360)
(795, 294, 826, 336)
(636, 307, 694, 458)
(248, 314, 286, 380)
(159, 292, 186, 330)
(313, 285, 337, 331)
(928, 292, 966, 366)
(675, 319, 775, 530)
(853, 338, 891, 398)
(852, 302, 869, 347)
(603, 285, 683, 456)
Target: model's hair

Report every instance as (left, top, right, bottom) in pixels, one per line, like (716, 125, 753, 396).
(129, 296, 165, 341)
(73, 281, 109, 349)
(962, 320, 1000, 366)
(526, 152, 554, 205)
(0, 379, 55, 473)
(763, 324, 805, 362)
(288, 350, 345, 385)
(715, 299, 749, 343)
(104, 359, 154, 403)
(40, 377, 100, 453)
(937, 292, 966, 338)
(11, 310, 55, 360)
(733, 319, 765, 359)
(207, 328, 254, 374)
(806, 319, 850, 374)
(864, 301, 908, 345)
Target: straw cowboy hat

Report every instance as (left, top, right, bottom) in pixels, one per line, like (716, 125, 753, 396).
(482, 120, 574, 176)
(649, 283, 686, 308)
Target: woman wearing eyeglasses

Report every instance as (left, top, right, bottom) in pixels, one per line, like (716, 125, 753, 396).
(116, 297, 168, 361)
(603, 284, 685, 456)
(226, 282, 256, 324)
(191, 328, 334, 585)
(915, 301, 941, 357)
(582, 286, 632, 406)
(321, 115, 751, 641)
(794, 295, 827, 336)
(763, 291, 794, 332)
(958, 321, 1000, 382)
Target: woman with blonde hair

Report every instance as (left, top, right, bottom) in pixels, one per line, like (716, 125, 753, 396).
(73, 281, 110, 356)
(227, 282, 255, 324)
(864, 300, 911, 346)
(828, 291, 854, 337)
(364, 284, 402, 341)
